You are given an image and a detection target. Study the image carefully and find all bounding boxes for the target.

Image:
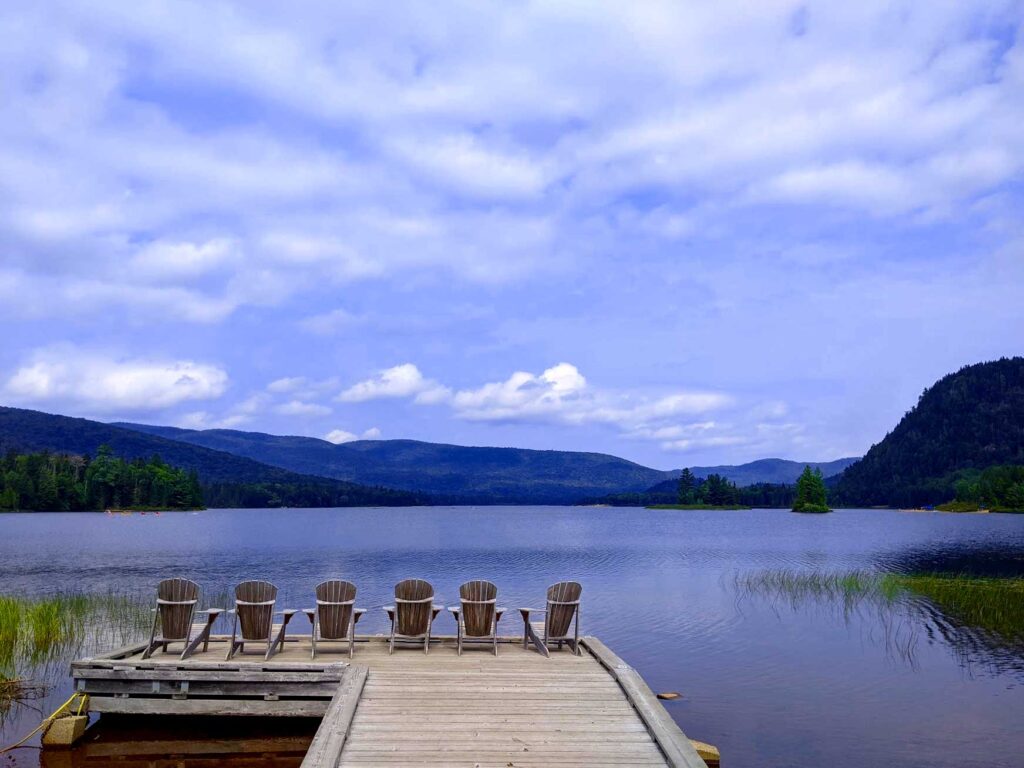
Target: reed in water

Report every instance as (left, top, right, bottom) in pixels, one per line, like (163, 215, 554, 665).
(736, 569, 1024, 643)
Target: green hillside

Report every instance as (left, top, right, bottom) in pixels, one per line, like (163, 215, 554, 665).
(114, 424, 672, 504)
(0, 407, 423, 508)
(834, 357, 1024, 507)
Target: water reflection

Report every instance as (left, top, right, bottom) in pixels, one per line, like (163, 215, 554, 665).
(1, 507, 1023, 768)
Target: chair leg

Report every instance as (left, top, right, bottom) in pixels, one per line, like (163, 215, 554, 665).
(457, 620, 462, 657)
(225, 612, 239, 661)
(311, 614, 318, 660)
(574, 608, 581, 656)
(142, 612, 159, 660)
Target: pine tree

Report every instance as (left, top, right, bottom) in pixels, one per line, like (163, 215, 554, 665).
(793, 466, 831, 513)
(677, 468, 698, 504)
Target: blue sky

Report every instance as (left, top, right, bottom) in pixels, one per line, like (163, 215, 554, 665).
(1, 1, 1022, 469)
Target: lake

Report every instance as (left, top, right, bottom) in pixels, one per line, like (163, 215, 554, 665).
(2, 506, 1024, 768)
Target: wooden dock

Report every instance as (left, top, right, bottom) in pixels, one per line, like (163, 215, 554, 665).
(69, 635, 713, 768)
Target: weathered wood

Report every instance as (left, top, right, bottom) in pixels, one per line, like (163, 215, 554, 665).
(71, 633, 707, 768)
(301, 665, 369, 768)
(582, 636, 708, 768)
(88, 696, 330, 716)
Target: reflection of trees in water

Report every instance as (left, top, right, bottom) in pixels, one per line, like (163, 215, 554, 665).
(909, 596, 1024, 679)
(876, 544, 1024, 578)
(734, 569, 1024, 678)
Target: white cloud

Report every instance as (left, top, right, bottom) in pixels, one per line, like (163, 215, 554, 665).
(267, 377, 307, 393)
(274, 400, 332, 417)
(3, 347, 228, 412)
(337, 364, 450, 404)
(336, 361, 741, 443)
(129, 238, 237, 281)
(299, 308, 360, 335)
(324, 426, 382, 444)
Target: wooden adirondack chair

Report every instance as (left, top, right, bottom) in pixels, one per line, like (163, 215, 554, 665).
(518, 581, 582, 656)
(225, 580, 297, 661)
(142, 578, 222, 660)
(383, 579, 442, 654)
(303, 580, 365, 659)
(447, 580, 505, 656)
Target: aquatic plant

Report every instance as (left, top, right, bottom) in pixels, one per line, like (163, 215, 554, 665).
(736, 569, 1024, 645)
(0, 592, 150, 704)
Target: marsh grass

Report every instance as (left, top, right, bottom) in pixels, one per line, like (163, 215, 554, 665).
(0, 592, 151, 706)
(736, 568, 1024, 665)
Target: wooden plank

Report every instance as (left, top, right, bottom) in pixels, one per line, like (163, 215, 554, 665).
(88, 696, 329, 717)
(582, 637, 707, 768)
(75, 680, 336, 697)
(301, 665, 369, 768)
(74, 667, 342, 682)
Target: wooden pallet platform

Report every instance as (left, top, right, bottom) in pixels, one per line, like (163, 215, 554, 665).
(70, 635, 711, 768)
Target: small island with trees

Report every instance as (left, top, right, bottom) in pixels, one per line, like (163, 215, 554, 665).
(791, 466, 831, 513)
(647, 469, 753, 510)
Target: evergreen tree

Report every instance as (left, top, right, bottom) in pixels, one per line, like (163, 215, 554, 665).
(793, 466, 830, 513)
(677, 468, 698, 504)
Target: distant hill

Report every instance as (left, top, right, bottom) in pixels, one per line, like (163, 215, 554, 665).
(687, 457, 858, 486)
(114, 424, 672, 504)
(0, 407, 423, 507)
(834, 357, 1024, 507)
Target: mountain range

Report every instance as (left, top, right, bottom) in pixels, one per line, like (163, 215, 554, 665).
(7, 356, 1019, 508)
(0, 406, 423, 507)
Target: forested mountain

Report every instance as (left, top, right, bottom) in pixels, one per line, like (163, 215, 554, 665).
(0, 407, 423, 508)
(834, 357, 1024, 507)
(115, 422, 858, 504)
(114, 425, 672, 503)
(686, 457, 858, 485)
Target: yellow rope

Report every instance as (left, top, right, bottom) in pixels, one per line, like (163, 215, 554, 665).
(0, 692, 89, 753)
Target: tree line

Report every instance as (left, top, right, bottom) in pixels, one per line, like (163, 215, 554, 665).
(0, 447, 203, 511)
(945, 465, 1024, 512)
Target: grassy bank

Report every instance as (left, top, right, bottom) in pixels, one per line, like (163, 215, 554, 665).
(736, 569, 1024, 643)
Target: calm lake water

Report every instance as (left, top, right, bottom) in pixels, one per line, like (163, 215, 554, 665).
(2, 506, 1024, 768)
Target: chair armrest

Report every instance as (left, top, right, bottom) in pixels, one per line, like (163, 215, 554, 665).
(302, 609, 316, 623)
(495, 606, 506, 621)
(197, 608, 223, 616)
(432, 604, 445, 611)
(446, 606, 460, 614)
(354, 608, 366, 615)
(276, 609, 298, 616)
(382, 605, 395, 613)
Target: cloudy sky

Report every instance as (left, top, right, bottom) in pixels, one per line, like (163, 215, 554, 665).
(1, 1, 1022, 469)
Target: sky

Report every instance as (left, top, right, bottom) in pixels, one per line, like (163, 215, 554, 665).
(1, 1, 1022, 470)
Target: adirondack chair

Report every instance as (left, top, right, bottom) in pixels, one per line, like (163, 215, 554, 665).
(518, 581, 582, 656)
(447, 580, 505, 656)
(142, 578, 222, 660)
(383, 579, 443, 654)
(225, 580, 297, 661)
(303, 580, 366, 659)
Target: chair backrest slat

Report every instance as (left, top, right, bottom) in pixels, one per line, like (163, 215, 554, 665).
(459, 580, 497, 638)
(395, 579, 433, 636)
(235, 580, 277, 640)
(546, 581, 582, 638)
(316, 580, 356, 640)
(157, 578, 199, 640)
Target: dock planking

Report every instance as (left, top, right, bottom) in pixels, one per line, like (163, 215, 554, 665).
(70, 635, 710, 768)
